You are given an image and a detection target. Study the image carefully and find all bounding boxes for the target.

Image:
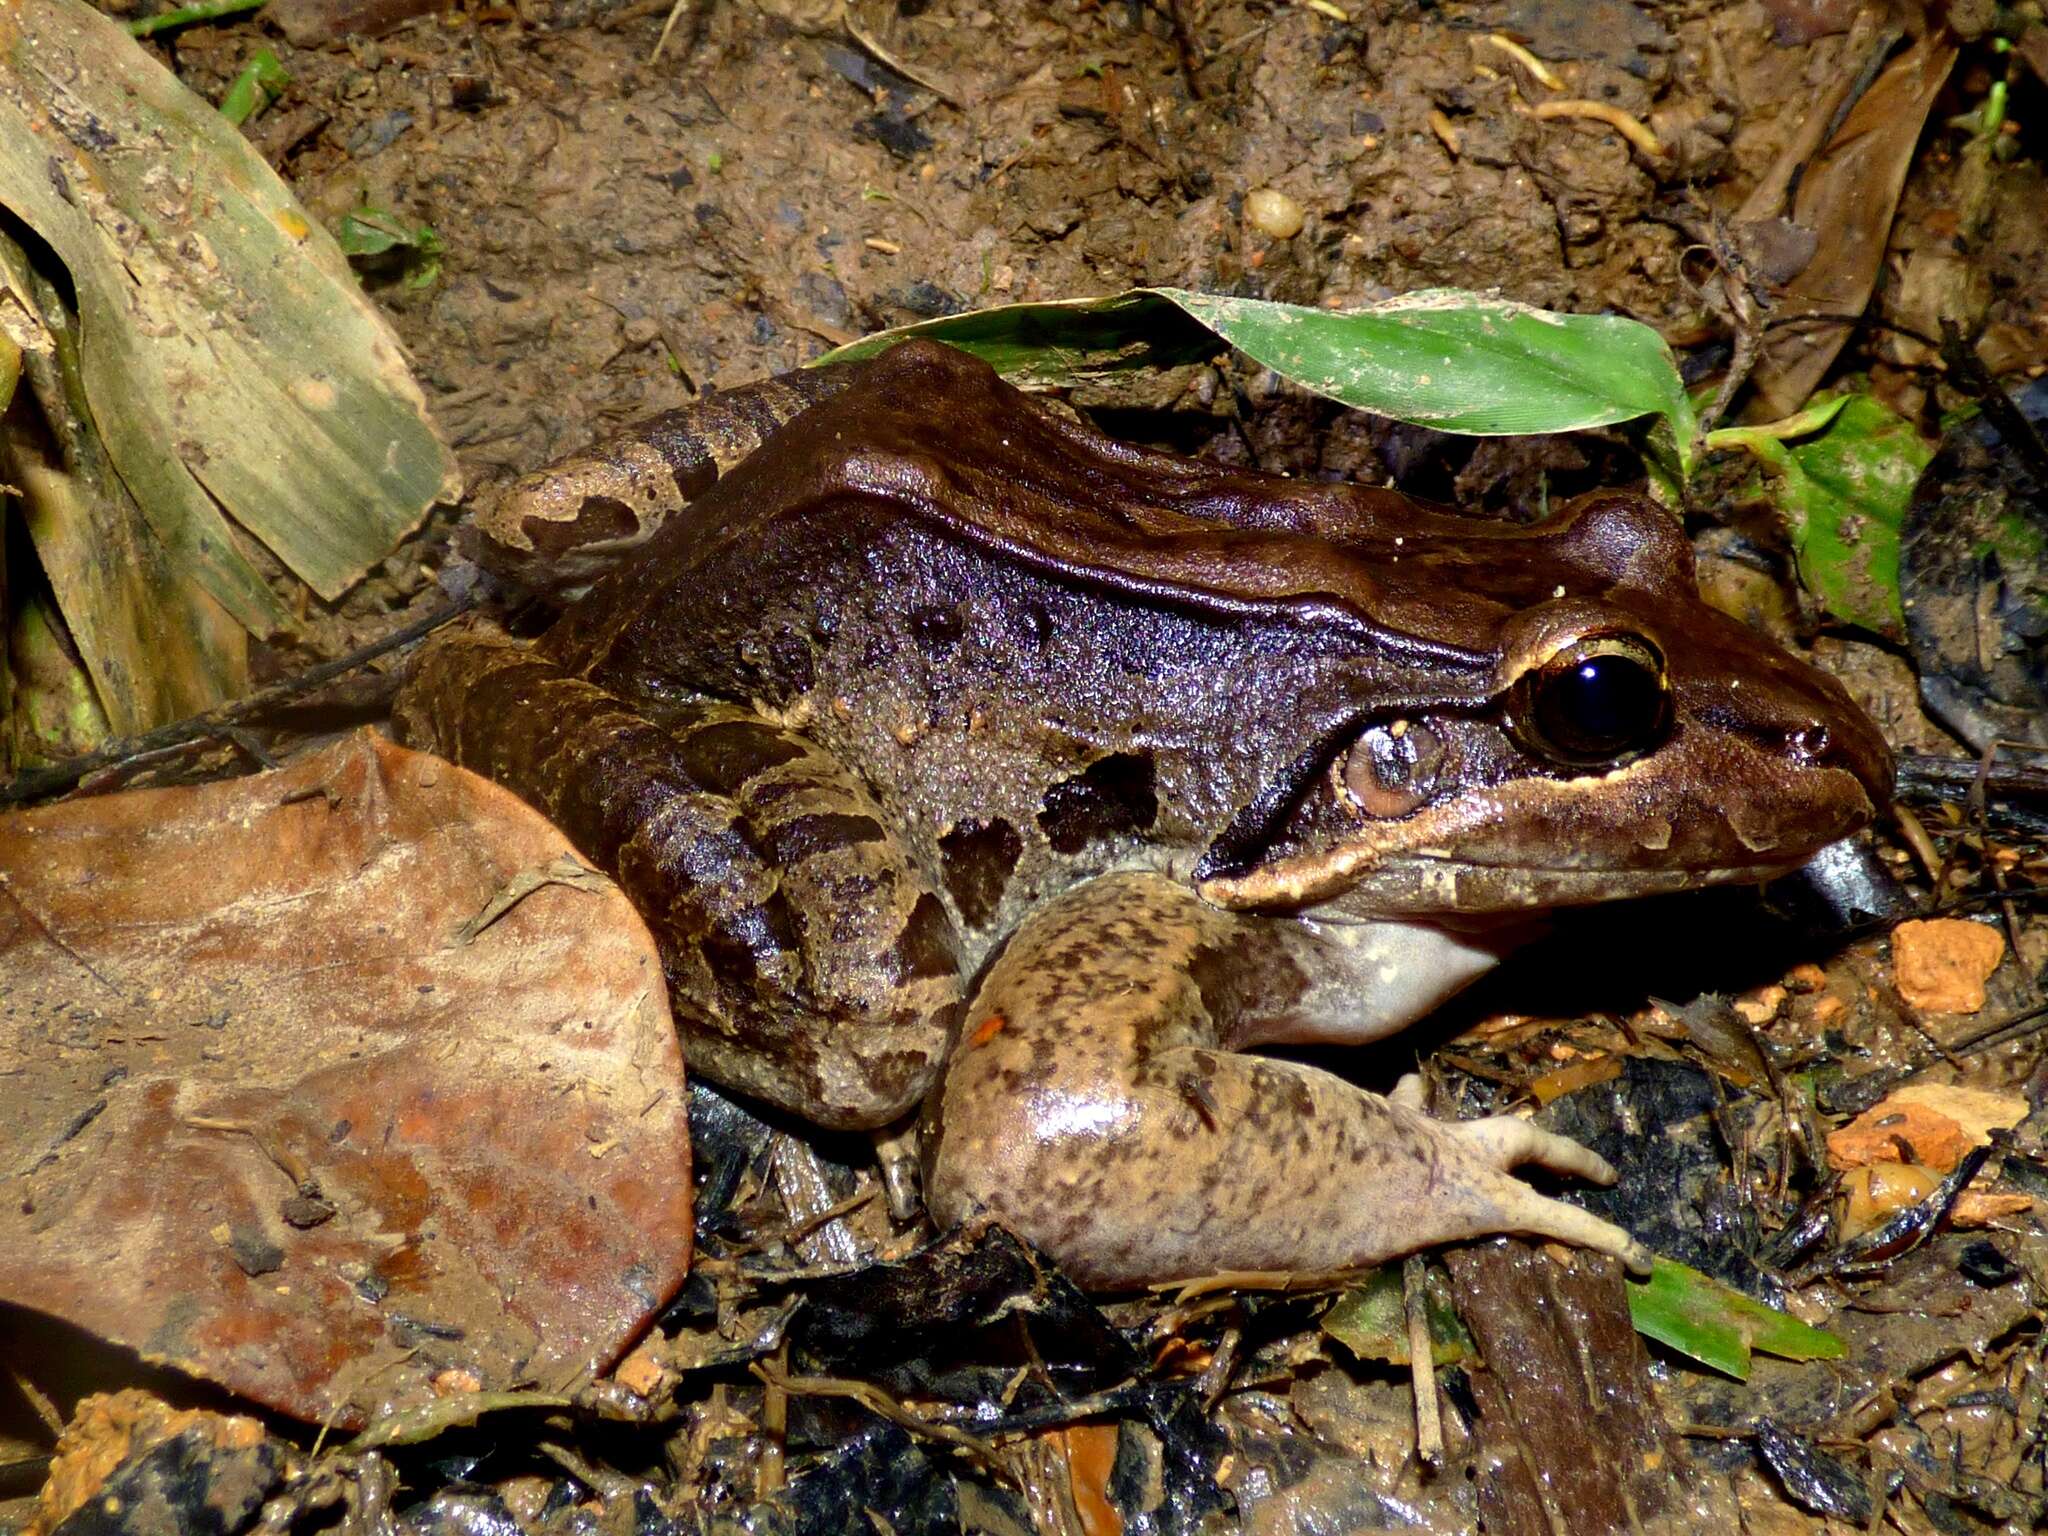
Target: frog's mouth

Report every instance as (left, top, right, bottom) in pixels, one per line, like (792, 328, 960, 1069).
(1194, 737, 1885, 917)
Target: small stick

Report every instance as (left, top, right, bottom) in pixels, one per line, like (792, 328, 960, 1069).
(1403, 1255, 1444, 1469)
(0, 597, 474, 808)
(126, 0, 264, 36)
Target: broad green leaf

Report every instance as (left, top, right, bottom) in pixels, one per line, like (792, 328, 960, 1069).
(335, 203, 446, 289)
(820, 287, 1696, 450)
(1628, 1258, 1844, 1381)
(1321, 1265, 1474, 1367)
(819, 289, 1219, 389)
(336, 204, 442, 260)
(0, 0, 461, 623)
(1718, 393, 1933, 637)
(1160, 288, 1695, 442)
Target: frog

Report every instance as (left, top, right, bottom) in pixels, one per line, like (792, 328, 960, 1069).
(394, 338, 1892, 1290)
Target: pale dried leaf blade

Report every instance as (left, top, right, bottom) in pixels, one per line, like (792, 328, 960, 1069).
(0, 0, 461, 608)
(7, 432, 247, 733)
(0, 235, 249, 733)
(0, 732, 690, 1427)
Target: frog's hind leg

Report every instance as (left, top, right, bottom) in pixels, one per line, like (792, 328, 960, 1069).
(395, 623, 960, 1130)
(923, 871, 1647, 1289)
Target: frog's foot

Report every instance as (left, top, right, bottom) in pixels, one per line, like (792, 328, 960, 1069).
(1431, 1114, 1651, 1274)
(925, 871, 1652, 1288)
(1443, 1113, 1618, 1186)
(1391, 1089, 1647, 1272)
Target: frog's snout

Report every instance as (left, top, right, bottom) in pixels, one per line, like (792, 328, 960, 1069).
(1794, 697, 1895, 821)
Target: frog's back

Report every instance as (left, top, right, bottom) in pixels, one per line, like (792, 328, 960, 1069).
(543, 340, 1707, 723)
(531, 340, 1730, 942)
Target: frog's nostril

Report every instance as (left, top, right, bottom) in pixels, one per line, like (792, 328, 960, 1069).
(1804, 708, 1895, 808)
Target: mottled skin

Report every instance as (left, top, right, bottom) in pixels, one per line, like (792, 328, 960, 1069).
(399, 340, 1893, 1287)
(929, 873, 1633, 1287)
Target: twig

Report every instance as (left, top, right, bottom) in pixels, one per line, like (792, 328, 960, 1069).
(0, 597, 474, 808)
(749, 1359, 1004, 1467)
(126, 0, 265, 37)
(1403, 1255, 1444, 1469)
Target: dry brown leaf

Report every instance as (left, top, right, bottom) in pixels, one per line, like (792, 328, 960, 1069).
(26, 1391, 280, 1536)
(1745, 32, 1958, 417)
(1886, 1082, 2029, 1143)
(1948, 1190, 2035, 1228)
(0, 731, 690, 1427)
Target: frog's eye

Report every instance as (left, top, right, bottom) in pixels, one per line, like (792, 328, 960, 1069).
(1512, 634, 1669, 768)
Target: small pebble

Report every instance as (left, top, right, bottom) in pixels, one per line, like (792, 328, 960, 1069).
(1891, 918, 2003, 1013)
(1244, 187, 1305, 239)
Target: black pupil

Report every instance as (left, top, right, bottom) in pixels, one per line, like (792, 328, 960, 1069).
(1536, 652, 1663, 761)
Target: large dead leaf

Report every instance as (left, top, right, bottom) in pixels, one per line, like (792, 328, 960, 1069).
(0, 731, 690, 1427)
(0, 0, 460, 623)
(1744, 31, 1957, 416)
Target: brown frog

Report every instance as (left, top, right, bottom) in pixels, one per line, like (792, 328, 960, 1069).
(396, 339, 1891, 1289)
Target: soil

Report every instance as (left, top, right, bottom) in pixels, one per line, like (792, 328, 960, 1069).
(7, 2, 2048, 1533)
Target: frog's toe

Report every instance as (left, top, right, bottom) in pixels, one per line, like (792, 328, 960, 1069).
(1449, 1114, 1618, 1185)
(1513, 1195, 1653, 1275)
(1389, 1072, 1427, 1111)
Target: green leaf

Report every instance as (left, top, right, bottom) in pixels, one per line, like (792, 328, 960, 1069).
(1320, 1265, 1475, 1367)
(335, 204, 436, 259)
(1715, 393, 1933, 637)
(218, 48, 288, 127)
(818, 287, 1696, 453)
(1160, 288, 1695, 441)
(1627, 1258, 1845, 1381)
(336, 203, 444, 288)
(818, 289, 1220, 389)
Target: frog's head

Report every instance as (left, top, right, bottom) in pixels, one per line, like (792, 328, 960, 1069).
(1192, 491, 1893, 916)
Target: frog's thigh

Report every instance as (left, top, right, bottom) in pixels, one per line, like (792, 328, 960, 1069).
(397, 626, 959, 1129)
(922, 871, 1645, 1289)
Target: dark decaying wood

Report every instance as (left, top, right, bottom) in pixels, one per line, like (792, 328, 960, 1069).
(1443, 1240, 1737, 1536)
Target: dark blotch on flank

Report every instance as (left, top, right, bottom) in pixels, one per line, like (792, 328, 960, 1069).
(938, 817, 1022, 928)
(641, 412, 721, 499)
(1037, 751, 1158, 855)
(694, 893, 804, 992)
(761, 812, 886, 867)
(674, 720, 808, 797)
(894, 892, 959, 981)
